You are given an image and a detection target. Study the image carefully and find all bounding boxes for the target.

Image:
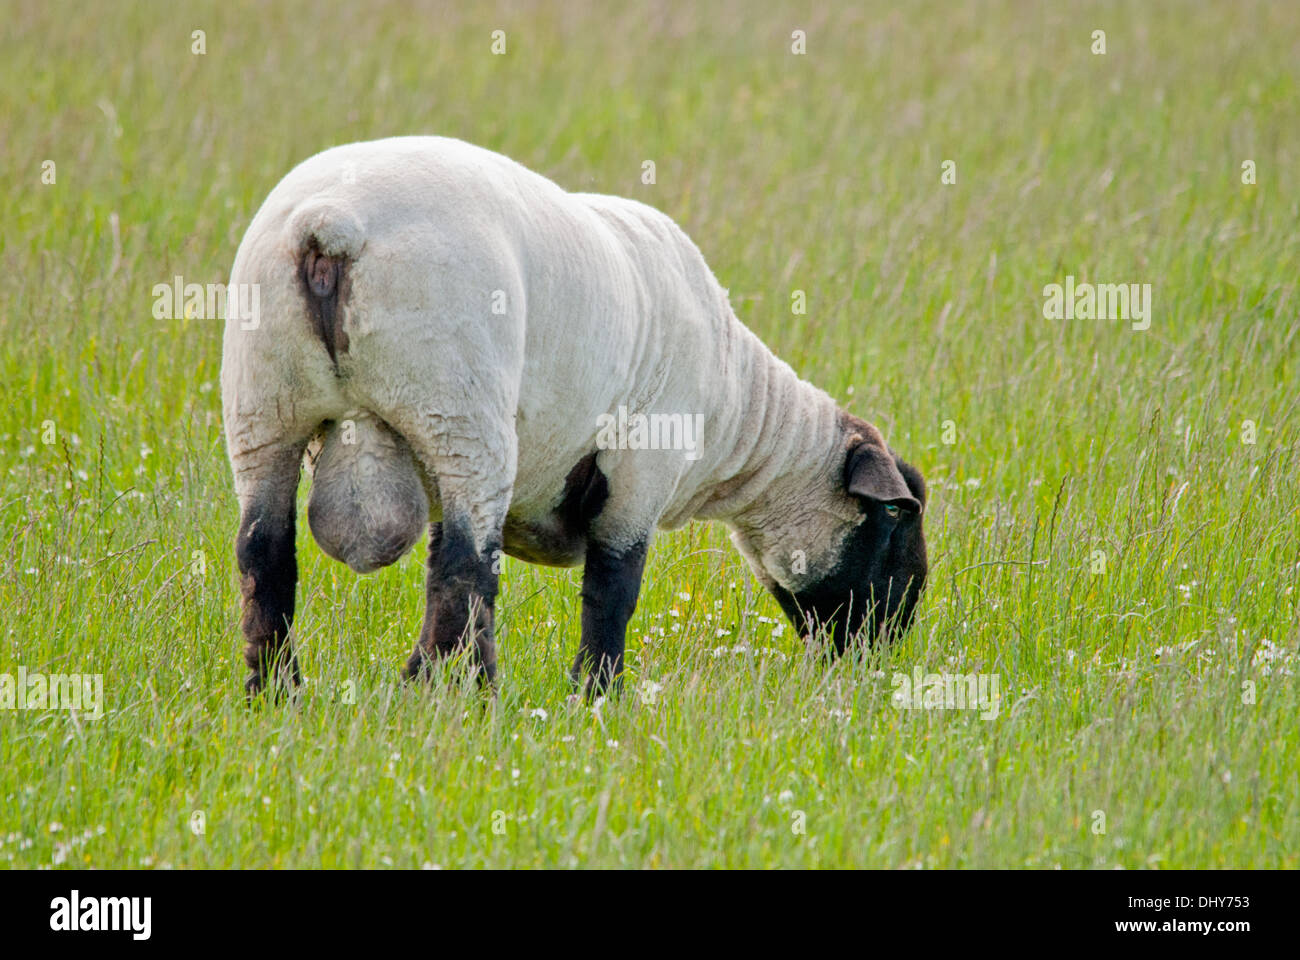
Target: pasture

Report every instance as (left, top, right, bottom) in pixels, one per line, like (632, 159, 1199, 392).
(1, 0, 1297, 867)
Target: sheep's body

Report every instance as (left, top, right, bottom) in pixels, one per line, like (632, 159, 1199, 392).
(225, 137, 851, 579)
(221, 136, 927, 696)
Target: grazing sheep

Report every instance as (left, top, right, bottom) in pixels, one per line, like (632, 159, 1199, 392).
(221, 136, 927, 698)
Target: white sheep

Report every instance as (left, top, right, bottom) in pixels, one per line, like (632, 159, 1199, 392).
(221, 136, 926, 697)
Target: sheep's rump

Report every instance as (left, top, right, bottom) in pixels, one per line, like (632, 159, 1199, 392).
(304, 414, 427, 573)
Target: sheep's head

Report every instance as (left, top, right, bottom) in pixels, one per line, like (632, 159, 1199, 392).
(740, 425, 928, 654)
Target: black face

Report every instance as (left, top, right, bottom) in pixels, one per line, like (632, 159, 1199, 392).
(768, 454, 928, 653)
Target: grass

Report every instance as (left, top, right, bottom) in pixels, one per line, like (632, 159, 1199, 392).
(1, 0, 1297, 868)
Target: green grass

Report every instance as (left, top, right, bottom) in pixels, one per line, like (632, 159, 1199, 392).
(2, 0, 1297, 868)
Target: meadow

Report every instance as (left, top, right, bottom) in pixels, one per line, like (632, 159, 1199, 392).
(1, 0, 1297, 868)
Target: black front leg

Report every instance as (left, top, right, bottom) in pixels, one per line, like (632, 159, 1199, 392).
(571, 538, 648, 699)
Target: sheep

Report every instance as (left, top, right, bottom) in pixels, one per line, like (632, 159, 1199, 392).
(221, 136, 927, 699)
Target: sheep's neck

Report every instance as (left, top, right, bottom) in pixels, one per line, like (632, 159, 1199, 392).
(694, 322, 857, 572)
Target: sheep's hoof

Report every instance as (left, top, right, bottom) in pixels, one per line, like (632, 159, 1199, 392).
(401, 649, 431, 682)
(244, 666, 301, 704)
(568, 668, 622, 704)
(404, 649, 498, 697)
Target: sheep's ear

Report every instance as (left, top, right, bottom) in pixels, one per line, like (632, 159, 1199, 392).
(844, 436, 922, 513)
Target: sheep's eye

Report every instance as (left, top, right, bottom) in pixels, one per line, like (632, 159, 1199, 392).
(883, 504, 901, 519)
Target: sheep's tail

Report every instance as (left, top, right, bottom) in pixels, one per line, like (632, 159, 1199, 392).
(286, 200, 366, 365)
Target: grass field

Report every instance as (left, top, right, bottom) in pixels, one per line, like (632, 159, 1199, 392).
(2, 0, 1297, 868)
